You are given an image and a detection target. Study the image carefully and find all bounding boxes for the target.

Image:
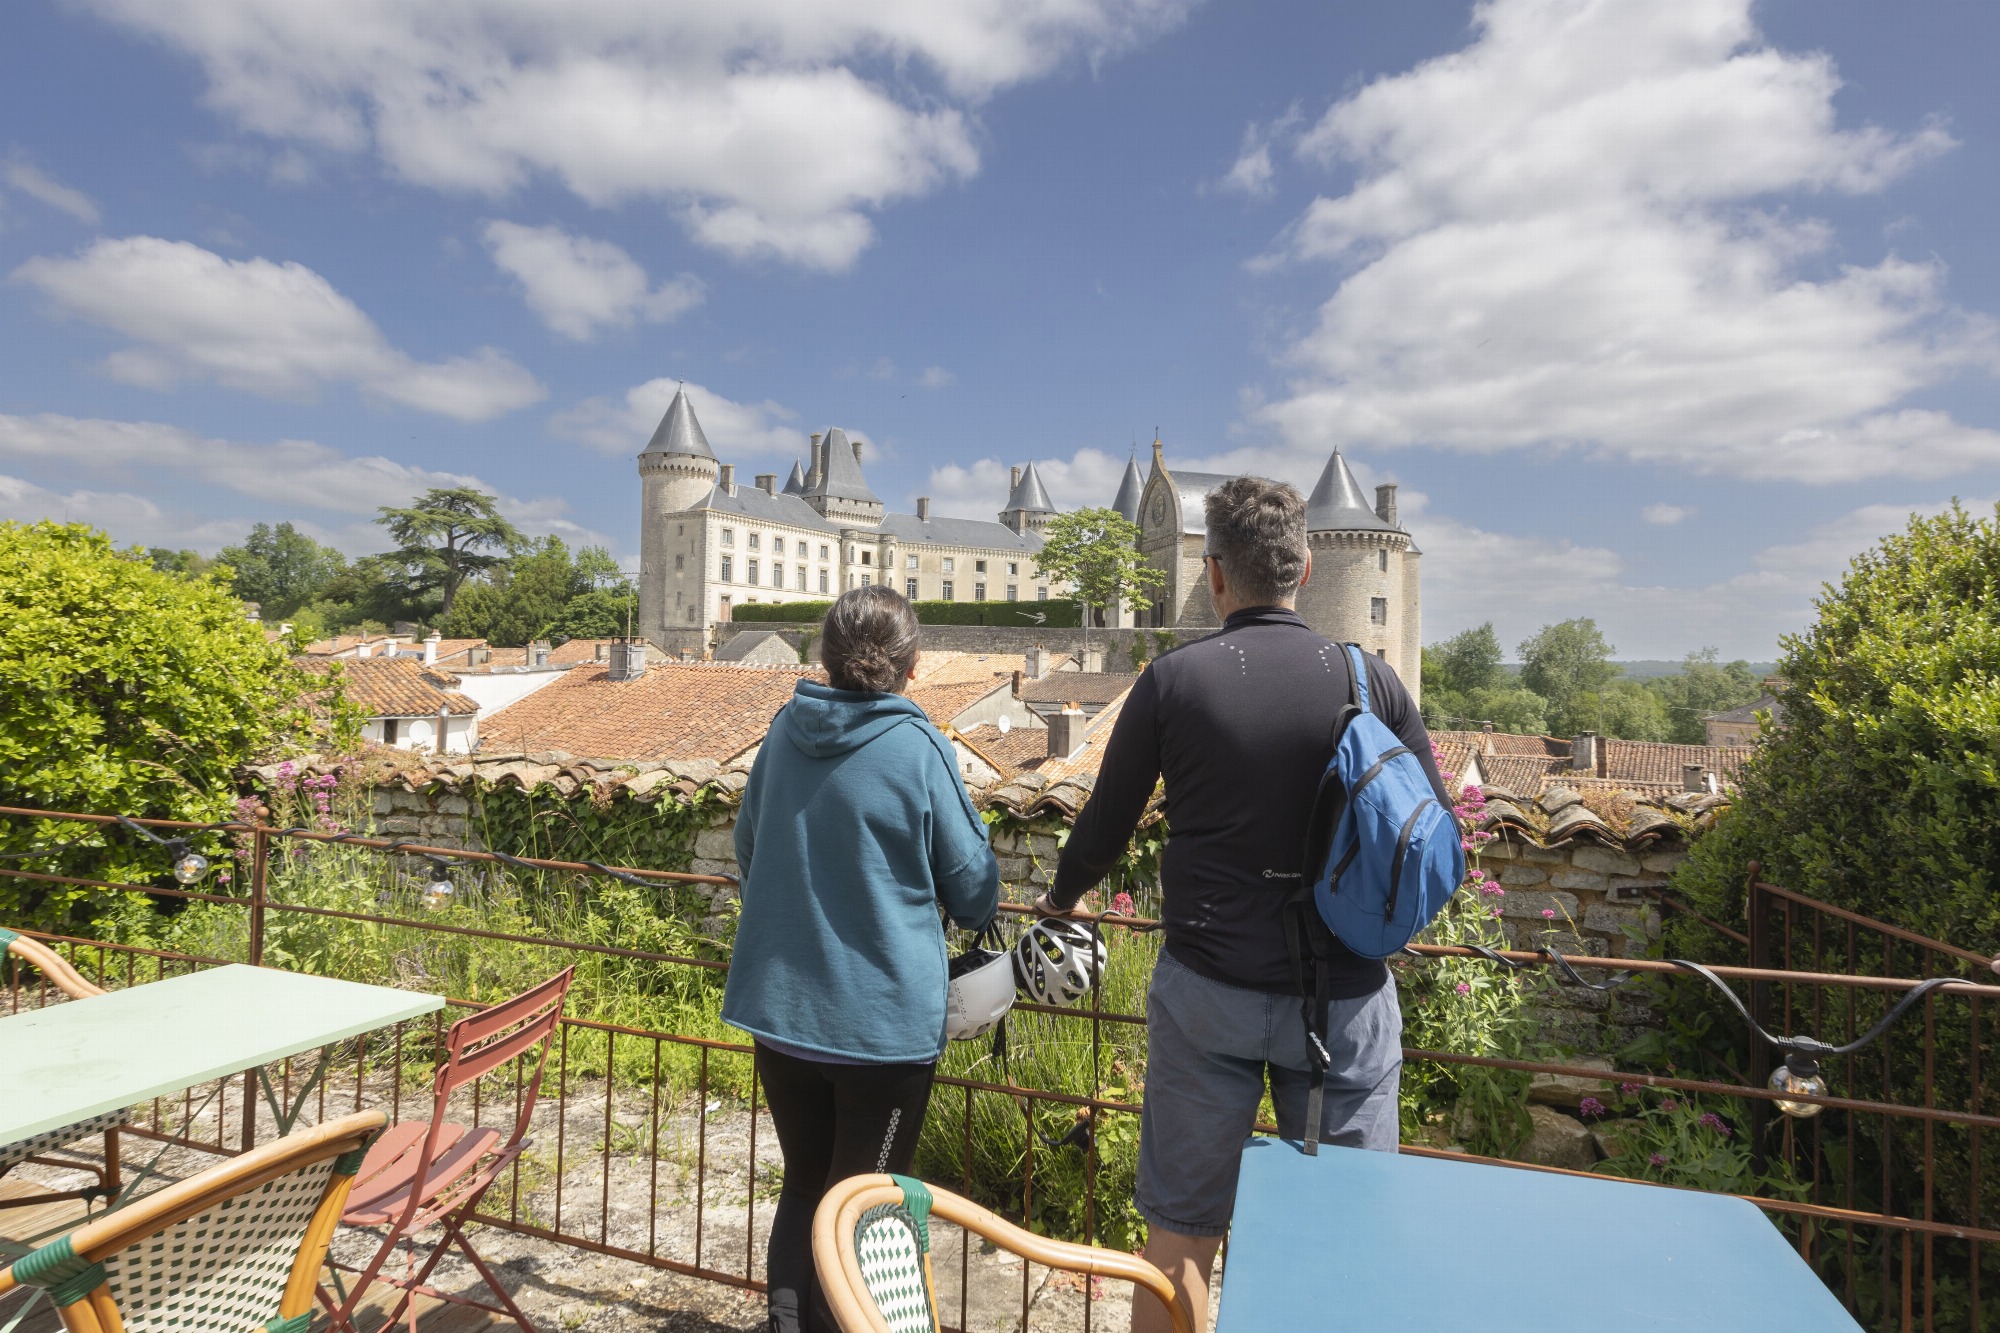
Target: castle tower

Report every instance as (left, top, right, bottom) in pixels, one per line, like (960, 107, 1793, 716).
(998, 461, 1058, 535)
(1111, 454, 1144, 525)
(637, 386, 720, 644)
(1295, 447, 1421, 701)
(801, 427, 884, 526)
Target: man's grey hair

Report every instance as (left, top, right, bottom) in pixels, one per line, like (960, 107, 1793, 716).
(1203, 476, 1307, 607)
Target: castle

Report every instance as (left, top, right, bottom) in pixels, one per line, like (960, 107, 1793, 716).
(634, 389, 1421, 689)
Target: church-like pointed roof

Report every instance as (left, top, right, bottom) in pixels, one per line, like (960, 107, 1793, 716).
(1306, 448, 1397, 534)
(1004, 461, 1057, 515)
(639, 386, 714, 459)
(1111, 454, 1144, 524)
(783, 459, 807, 495)
(804, 427, 881, 505)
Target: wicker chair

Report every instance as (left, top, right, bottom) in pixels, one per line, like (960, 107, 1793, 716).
(0, 1110, 385, 1333)
(0, 928, 125, 1211)
(813, 1173, 1194, 1333)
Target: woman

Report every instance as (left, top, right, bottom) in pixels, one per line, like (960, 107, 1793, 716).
(722, 585, 1000, 1333)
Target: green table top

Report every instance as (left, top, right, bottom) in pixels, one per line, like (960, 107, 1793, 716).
(0, 964, 443, 1146)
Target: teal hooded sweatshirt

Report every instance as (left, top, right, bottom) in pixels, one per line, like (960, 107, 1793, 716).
(721, 679, 1000, 1063)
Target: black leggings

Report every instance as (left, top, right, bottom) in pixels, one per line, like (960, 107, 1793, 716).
(755, 1041, 937, 1333)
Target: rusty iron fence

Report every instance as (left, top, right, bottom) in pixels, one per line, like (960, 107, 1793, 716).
(4, 804, 1998, 1332)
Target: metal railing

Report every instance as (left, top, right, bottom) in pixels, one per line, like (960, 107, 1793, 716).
(4, 804, 1997, 1332)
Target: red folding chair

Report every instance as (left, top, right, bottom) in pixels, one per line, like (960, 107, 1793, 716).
(320, 967, 573, 1333)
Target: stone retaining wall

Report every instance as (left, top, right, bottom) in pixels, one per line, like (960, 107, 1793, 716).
(709, 621, 1153, 669)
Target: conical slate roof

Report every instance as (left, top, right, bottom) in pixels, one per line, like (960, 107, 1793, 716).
(805, 427, 880, 505)
(1306, 449, 1396, 533)
(1111, 454, 1145, 524)
(639, 386, 714, 459)
(783, 459, 807, 495)
(1004, 461, 1057, 515)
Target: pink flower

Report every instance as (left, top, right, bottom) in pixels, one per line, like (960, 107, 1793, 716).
(1110, 892, 1136, 917)
(1698, 1112, 1731, 1136)
(1578, 1097, 1606, 1119)
(1619, 1082, 1641, 1095)
(1648, 1152, 1668, 1167)
(1541, 908, 1556, 920)
(1455, 981, 1471, 995)
(1468, 868, 1485, 881)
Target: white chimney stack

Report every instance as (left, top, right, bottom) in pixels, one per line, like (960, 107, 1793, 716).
(423, 632, 440, 666)
(1047, 704, 1086, 760)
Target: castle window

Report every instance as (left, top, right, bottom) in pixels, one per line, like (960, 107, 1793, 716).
(941, 581, 955, 600)
(1037, 587, 1049, 601)
(820, 545, 830, 561)
(906, 578, 919, 598)
(1370, 597, 1388, 625)
(1007, 562, 1019, 576)
(861, 550, 872, 566)
(748, 559, 760, 584)
(722, 528, 735, 546)
(773, 537, 785, 556)
(677, 523, 684, 536)
(975, 560, 987, 573)
(719, 594, 732, 618)
(974, 582, 986, 600)
(748, 533, 760, 551)
(906, 554, 919, 571)
(942, 557, 955, 574)
(861, 574, 871, 587)
(686, 608, 696, 623)
(772, 564, 783, 589)
(1378, 548, 1388, 572)
(1006, 585, 1018, 601)
(721, 556, 733, 582)
(797, 565, 807, 588)
(674, 554, 683, 571)
(819, 569, 829, 594)
(848, 545, 857, 562)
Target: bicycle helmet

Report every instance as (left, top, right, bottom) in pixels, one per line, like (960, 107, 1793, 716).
(946, 925, 1017, 1040)
(1013, 918, 1106, 1007)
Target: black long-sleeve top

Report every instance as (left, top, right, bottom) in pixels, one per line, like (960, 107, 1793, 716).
(1050, 606, 1451, 998)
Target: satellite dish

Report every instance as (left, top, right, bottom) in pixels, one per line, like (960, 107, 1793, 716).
(997, 715, 1012, 735)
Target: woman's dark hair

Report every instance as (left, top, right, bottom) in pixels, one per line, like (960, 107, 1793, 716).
(820, 585, 921, 693)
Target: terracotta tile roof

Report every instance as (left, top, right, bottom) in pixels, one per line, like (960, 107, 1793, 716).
(480, 661, 819, 762)
(913, 651, 1056, 686)
(549, 638, 622, 666)
(907, 675, 1011, 728)
(956, 723, 1055, 778)
(427, 638, 489, 665)
(297, 655, 479, 718)
(1604, 740, 1748, 787)
(1018, 673, 1136, 706)
(1433, 729, 1568, 757)
(1432, 737, 1477, 786)
(302, 633, 398, 656)
(1471, 753, 1568, 796)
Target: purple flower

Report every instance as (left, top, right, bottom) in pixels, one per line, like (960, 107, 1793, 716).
(1455, 981, 1471, 995)
(1648, 1152, 1668, 1168)
(1619, 1082, 1641, 1096)
(1578, 1097, 1606, 1119)
(1468, 868, 1486, 881)
(1660, 1098, 1679, 1113)
(1698, 1112, 1731, 1136)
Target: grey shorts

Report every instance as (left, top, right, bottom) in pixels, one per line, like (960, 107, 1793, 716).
(1135, 949, 1402, 1237)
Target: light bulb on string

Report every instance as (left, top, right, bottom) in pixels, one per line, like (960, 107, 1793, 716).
(1769, 1052, 1828, 1119)
(170, 845, 211, 884)
(422, 861, 456, 911)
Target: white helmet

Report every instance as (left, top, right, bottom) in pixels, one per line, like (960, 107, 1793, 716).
(946, 927, 1017, 1040)
(1014, 919, 1106, 1007)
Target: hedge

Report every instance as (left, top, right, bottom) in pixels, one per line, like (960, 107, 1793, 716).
(732, 598, 1082, 627)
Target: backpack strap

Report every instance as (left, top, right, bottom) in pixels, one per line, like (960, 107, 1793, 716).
(1282, 888, 1335, 1157)
(1346, 643, 1372, 714)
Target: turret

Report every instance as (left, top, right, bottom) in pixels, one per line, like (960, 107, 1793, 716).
(999, 461, 1058, 535)
(637, 386, 721, 644)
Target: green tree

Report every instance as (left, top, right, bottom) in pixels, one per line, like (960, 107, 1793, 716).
(1676, 503, 2000, 944)
(1649, 648, 1763, 744)
(1457, 685, 1550, 736)
(0, 522, 336, 928)
(1432, 623, 1507, 696)
(147, 548, 220, 579)
(1571, 680, 1672, 741)
(1519, 618, 1619, 733)
(437, 538, 634, 645)
(376, 487, 521, 620)
(218, 521, 348, 619)
(1032, 508, 1165, 656)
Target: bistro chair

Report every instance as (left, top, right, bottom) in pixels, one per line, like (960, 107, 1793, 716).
(0, 927, 124, 1211)
(0, 1109, 385, 1333)
(321, 967, 574, 1333)
(813, 1173, 1194, 1333)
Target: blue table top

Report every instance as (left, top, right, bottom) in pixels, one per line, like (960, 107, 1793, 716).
(1216, 1138, 1860, 1332)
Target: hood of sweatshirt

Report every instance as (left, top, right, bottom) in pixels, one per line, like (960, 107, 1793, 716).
(780, 679, 928, 759)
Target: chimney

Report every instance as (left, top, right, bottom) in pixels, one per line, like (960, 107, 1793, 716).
(1682, 763, 1707, 794)
(1570, 732, 1599, 772)
(916, 496, 931, 521)
(1025, 645, 1047, 680)
(755, 473, 777, 496)
(1375, 483, 1398, 526)
(356, 640, 373, 659)
(423, 632, 440, 666)
(606, 637, 647, 682)
(809, 434, 824, 486)
(1047, 704, 1086, 760)
(718, 463, 735, 495)
(435, 704, 449, 756)
(531, 640, 550, 668)
(1010, 465, 1022, 492)
(469, 645, 490, 666)
(852, 438, 864, 465)
(1012, 669, 1024, 697)
(1081, 645, 1104, 674)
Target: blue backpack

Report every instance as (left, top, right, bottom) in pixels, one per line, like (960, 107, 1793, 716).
(1287, 643, 1465, 1151)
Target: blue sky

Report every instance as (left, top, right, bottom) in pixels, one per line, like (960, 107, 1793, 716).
(3, 0, 1997, 659)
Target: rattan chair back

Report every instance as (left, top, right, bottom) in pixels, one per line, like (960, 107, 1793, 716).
(1, 927, 106, 1000)
(0, 1110, 385, 1333)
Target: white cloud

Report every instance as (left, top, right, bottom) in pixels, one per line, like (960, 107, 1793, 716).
(12, 236, 544, 420)
(4, 162, 101, 224)
(1252, 0, 2000, 484)
(0, 474, 245, 551)
(918, 366, 956, 389)
(922, 448, 1135, 518)
(482, 220, 702, 340)
(1212, 104, 1301, 199)
(1643, 503, 1694, 526)
(0, 413, 604, 552)
(79, 0, 1191, 271)
(550, 377, 807, 458)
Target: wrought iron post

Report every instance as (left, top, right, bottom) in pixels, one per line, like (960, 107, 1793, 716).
(1744, 860, 1772, 1149)
(248, 825, 269, 968)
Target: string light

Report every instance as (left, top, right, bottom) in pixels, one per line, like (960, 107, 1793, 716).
(421, 859, 456, 910)
(169, 843, 211, 884)
(1769, 1053, 1830, 1119)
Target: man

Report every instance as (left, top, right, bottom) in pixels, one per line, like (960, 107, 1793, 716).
(1036, 476, 1449, 1333)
